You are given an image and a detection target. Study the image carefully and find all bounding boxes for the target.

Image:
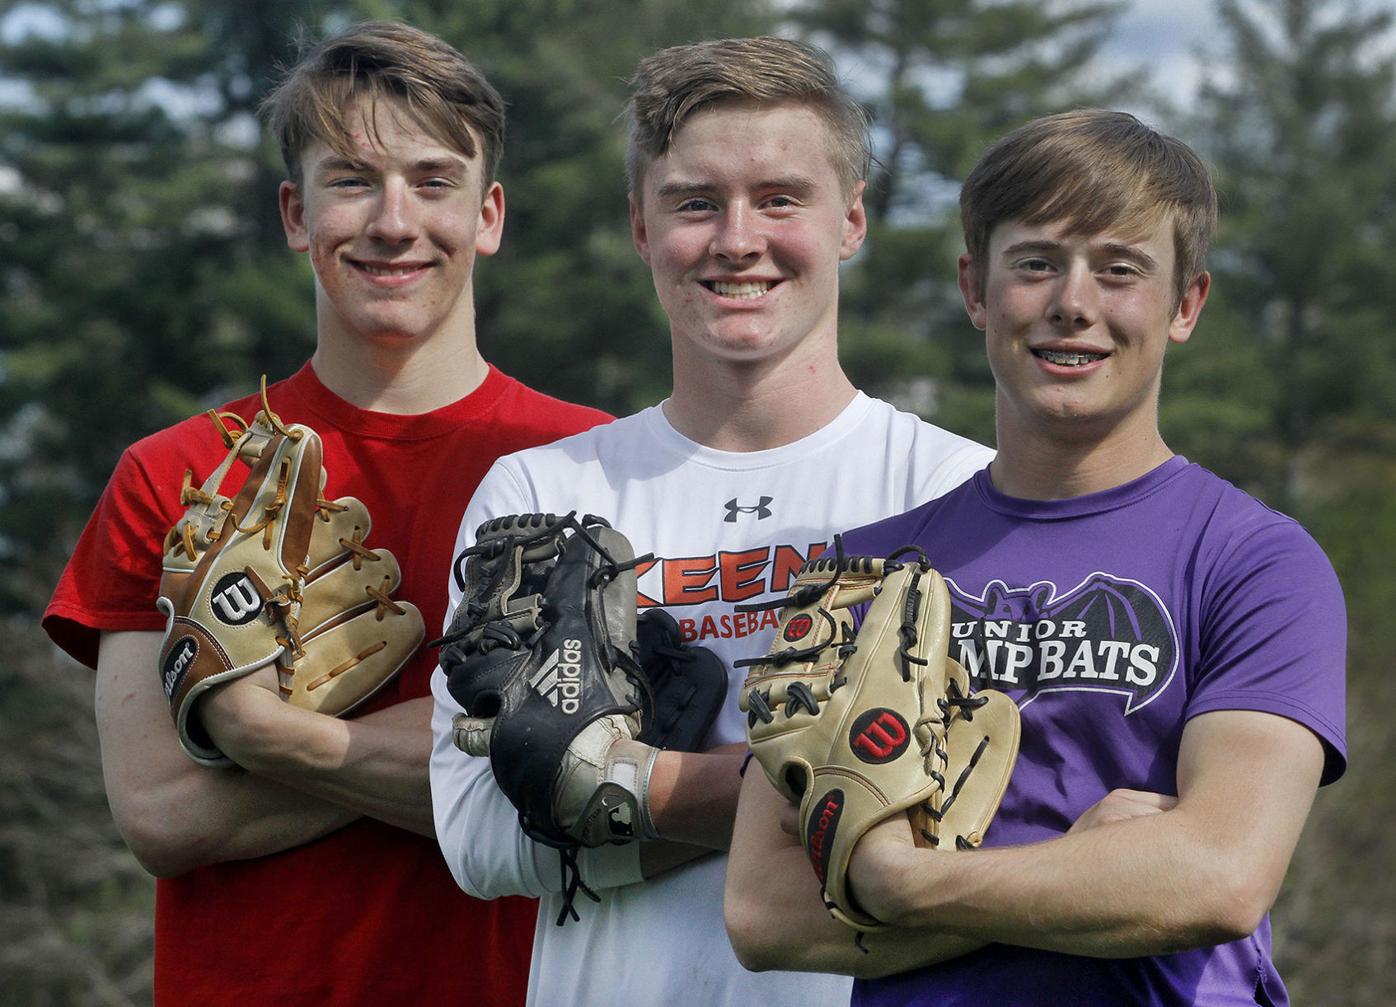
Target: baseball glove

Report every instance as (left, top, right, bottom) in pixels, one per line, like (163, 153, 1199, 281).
(736, 540, 1020, 931)
(633, 609, 727, 752)
(157, 385, 424, 766)
(439, 513, 664, 922)
(439, 514, 660, 842)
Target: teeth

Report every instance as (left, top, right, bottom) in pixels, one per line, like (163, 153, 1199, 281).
(359, 263, 422, 276)
(710, 281, 771, 299)
(1036, 349, 1105, 366)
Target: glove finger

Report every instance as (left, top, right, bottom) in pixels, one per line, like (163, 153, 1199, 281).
(452, 714, 496, 756)
(286, 600, 424, 716)
(913, 690, 1021, 850)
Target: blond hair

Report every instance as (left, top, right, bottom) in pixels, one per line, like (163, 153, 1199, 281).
(625, 36, 870, 198)
(960, 109, 1217, 306)
(261, 21, 505, 190)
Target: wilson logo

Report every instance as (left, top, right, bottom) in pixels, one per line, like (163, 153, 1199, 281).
(530, 638, 584, 714)
(162, 637, 197, 699)
(806, 789, 844, 885)
(783, 614, 814, 642)
(849, 709, 911, 764)
(210, 573, 263, 626)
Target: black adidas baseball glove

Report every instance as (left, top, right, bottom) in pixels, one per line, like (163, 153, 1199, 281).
(439, 514, 659, 852)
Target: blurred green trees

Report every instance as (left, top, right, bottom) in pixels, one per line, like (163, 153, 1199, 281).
(2, 0, 1392, 1002)
(792, 0, 1128, 441)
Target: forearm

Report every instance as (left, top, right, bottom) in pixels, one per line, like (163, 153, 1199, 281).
(725, 768, 983, 978)
(96, 632, 359, 876)
(851, 711, 1325, 958)
(857, 811, 1262, 956)
(204, 686, 435, 837)
(647, 744, 746, 850)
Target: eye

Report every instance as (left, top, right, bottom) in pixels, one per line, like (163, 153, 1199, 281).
(1018, 257, 1054, 273)
(677, 197, 716, 213)
(1102, 263, 1142, 279)
(328, 176, 370, 191)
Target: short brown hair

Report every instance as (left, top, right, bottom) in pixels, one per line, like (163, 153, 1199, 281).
(625, 36, 871, 198)
(261, 21, 505, 190)
(960, 110, 1217, 306)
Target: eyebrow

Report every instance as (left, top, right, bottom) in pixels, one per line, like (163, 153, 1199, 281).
(1000, 239, 1159, 271)
(313, 155, 469, 176)
(654, 175, 819, 200)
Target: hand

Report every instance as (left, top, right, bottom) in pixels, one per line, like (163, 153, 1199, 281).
(845, 813, 921, 925)
(1068, 788, 1177, 834)
(197, 664, 290, 767)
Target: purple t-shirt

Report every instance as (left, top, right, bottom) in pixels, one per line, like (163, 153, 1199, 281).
(846, 457, 1346, 1007)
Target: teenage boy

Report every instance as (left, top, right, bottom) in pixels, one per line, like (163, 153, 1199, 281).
(724, 109, 1346, 1007)
(429, 36, 992, 1007)
(42, 22, 608, 1007)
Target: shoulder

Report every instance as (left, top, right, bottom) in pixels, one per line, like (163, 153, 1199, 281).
(119, 387, 264, 487)
(486, 371, 613, 443)
(842, 475, 979, 557)
(490, 409, 645, 474)
(862, 396, 991, 458)
(856, 396, 994, 500)
(1174, 464, 1336, 582)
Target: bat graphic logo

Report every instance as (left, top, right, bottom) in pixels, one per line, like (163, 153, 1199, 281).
(945, 573, 1179, 714)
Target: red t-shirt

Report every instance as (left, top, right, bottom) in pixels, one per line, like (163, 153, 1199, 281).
(44, 363, 610, 1006)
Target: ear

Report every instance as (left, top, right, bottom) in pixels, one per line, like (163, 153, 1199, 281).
(629, 193, 651, 266)
(839, 180, 868, 261)
(1168, 270, 1211, 345)
(474, 181, 506, 257)
(279, 181, 309, 253)
(957, 253, 988, 331)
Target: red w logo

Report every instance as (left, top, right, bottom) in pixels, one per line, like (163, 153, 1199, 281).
(849, 709, 910, 763)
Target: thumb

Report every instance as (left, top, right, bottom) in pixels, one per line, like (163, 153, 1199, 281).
(451, 714, 495, 756)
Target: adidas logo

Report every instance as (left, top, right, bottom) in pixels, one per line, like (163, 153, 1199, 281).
(530, 638, 583, 714)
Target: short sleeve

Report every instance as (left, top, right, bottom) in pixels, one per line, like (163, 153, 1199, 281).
(43, 446, 179, 667)
(1188, 519, 1347, 784)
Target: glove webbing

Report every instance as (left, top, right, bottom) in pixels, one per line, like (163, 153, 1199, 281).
(917, 683, 993, 849)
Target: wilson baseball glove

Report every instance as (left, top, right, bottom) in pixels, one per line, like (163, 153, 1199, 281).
(157, 385, 424, 766)
(736, 541, 1021, 931)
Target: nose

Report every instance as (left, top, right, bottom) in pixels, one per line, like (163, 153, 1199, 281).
(709, 203, 764, 262)
(1048, 262, 1098, 329)
(365, 179, 418, 244)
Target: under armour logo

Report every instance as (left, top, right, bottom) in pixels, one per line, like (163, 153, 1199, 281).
(723, 496, 773, 522)
(210, 573, 264, 626)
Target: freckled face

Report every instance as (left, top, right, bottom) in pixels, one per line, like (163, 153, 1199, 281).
(959, 217, 1208, 443)
(279, 98, 503, 348)
(631, 102, 866, 367)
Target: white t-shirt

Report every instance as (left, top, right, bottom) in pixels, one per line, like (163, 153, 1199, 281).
(430, 393, 993, 1007)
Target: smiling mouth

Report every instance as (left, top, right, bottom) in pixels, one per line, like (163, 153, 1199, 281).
(702, 280, 777, 299)
(353, 261, 430, 276)
(1033, 348, 1108, 367)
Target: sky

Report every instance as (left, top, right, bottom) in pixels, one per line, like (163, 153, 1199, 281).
(2, 1, 1394, 113)
(1102, 0, 1225, 106)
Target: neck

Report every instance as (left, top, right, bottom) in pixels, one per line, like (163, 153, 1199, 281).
(989, 411, 1175, 500)
(664, 331, 856, 451)
(311, 302, 488, 414)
